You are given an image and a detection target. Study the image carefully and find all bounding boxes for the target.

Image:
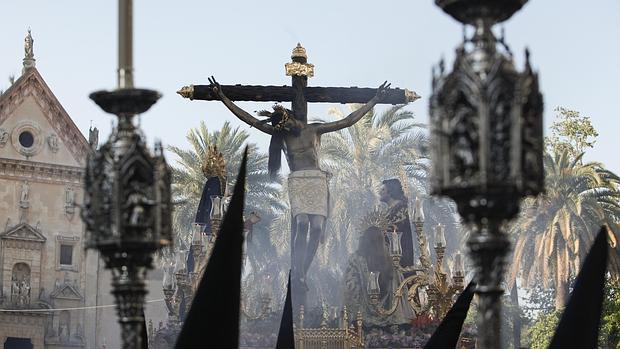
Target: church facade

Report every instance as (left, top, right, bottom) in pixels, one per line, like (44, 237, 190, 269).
(0, 31, 100, 349)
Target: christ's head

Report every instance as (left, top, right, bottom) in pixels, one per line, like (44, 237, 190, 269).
(379, 178, 407, 203)
(259, 104, 300, 133)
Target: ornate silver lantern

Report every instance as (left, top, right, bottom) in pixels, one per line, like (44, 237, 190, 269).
(430, 0, 544, 348)
(81, 1, 172, 348)
(82, 88, 172, 348)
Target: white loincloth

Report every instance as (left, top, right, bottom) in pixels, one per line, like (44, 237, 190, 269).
(287, 170, 330, 218)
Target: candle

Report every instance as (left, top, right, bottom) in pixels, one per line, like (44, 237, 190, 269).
(162, 268, 173, 290)
(454, 252, 464, 275)
(118, 0, 134, 88)
(192, 224, 203, 244)
(174, 250, 187, 274)
(389, 230, 403, 256)
(210, 195, 222, 219)
(414, 197, 425, 222)
(367, 272, 381, 296)
(435, 224, 446, 248)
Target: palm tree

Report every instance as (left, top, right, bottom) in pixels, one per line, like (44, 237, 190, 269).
(508, 149, 620, 310)
(167, 121, 284, 278)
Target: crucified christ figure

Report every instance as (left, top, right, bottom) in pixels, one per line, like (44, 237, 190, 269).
(208, 76, 391, 294)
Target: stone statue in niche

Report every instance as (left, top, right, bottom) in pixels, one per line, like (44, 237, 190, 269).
(38, 287, 49, 303)
(75, 323, 84, 340)
(20, 280, 31, 306)
(10, 263, 31, 307)
(11, 278, 19, 303)
(48, 134, 59, 153)
(0, 128, 8, 147)
(58, 310, 70, 343)
(19, 181, 30, 209)
(58, 323, 68, 343)
(65, 186, 76, 216)
(45, 319, 56, 338)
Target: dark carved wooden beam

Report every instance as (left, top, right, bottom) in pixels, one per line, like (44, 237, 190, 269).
(177, 85, 420, 105)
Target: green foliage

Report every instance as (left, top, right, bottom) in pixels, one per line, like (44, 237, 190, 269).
(524, 278, 620, 349)
(526, 311, 560, 349)
(600, 279, 620, 349)
(509, 107, 620, 309)
(547, 107, 598, 159)
(509, 149, 620, 308)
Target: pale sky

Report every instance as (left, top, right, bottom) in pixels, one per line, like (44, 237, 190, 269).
(1, 0, 619, 173)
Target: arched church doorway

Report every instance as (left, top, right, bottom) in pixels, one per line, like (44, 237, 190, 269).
(3, 337, 33, 349)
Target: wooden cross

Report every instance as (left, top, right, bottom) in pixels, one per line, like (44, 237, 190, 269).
(177, 43, 419, 121)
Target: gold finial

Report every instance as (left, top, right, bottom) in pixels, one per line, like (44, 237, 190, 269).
(202, 145, 226, 179)
(286, 43, 314, 77)
(405, 89, 421, 103)
(177, 85, 194, 100)
(291, 43, 307, 59)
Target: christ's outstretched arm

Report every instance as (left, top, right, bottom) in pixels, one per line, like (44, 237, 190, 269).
(315, 81, 391, 134)
(209, 76, 275, 135)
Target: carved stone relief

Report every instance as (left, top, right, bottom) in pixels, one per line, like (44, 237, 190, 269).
(65, 186, 75, 218)
(47, 134, 59, 153)
(0, 128, 8, 147)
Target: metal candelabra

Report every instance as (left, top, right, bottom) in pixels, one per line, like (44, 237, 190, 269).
(367, 198, 464, 320)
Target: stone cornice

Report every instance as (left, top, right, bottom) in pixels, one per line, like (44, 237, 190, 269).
(0, 158, 84, 185)
(1, 239, 44, 250)
(0, 311, 50, 321)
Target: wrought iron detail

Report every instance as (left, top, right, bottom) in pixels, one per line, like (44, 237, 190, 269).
(430, 1, 544, 348)
(82, 89, 172, 349)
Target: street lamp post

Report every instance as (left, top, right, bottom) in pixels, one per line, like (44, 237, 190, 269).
(81, 1, 172, 348)
(430, 1, 544, 348)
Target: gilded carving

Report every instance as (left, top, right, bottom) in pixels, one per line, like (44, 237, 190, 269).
(285, 62, 315, 77)
(201, 145, 226, 179)
(176, 85, 194, 100)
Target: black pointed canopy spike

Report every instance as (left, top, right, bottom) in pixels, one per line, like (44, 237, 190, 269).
(276, 272, 295, 349)
(548, 226, 609, 349)
(423, 281, 476, 349)
(174, 147, 248, 349)
(142, 311, 149, 349)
